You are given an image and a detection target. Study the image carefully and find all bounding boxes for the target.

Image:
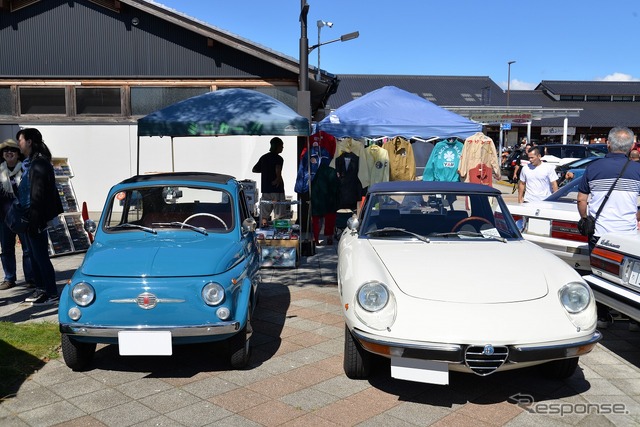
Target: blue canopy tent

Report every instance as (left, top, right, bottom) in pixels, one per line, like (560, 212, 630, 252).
(136, 88, 310, 174)
(317, 86, 481, 139)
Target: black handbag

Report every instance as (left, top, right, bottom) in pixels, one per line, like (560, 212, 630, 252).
(577, 215, 596, 237)
(5, 198, 28, 234)
(578, 160, 630, 237)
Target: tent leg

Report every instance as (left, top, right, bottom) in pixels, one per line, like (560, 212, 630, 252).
(136, 135, 140, 175)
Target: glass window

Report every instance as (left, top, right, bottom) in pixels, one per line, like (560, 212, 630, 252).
(612, 96, 633, 102)
(586, 95, 610, 102)
(0, 87, 12, 115)
(76, 87, 122, 115)
(19, 87, 65, 114)
(131, 87, 210, 116)
(359, 192, 519, 240)
(105, 185, 233, 233)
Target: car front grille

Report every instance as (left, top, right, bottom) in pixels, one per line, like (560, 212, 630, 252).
(465, 345, 509, 376)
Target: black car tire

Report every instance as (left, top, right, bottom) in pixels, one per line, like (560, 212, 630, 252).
(229, 309, 252, 369)
(343, 324, 371, 379)
(61, 333, 96, 371)
(541, 357, 579, 379)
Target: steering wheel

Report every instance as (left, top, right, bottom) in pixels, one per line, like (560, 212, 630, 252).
(451, 216, 492, 232)
(182, 213, 228, 230)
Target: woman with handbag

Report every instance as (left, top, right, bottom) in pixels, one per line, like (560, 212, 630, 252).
(16, 128, 63, 305)
(0, 139, 34, 290)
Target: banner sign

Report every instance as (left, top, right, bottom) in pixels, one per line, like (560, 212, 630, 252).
(541, 126, 576, 136)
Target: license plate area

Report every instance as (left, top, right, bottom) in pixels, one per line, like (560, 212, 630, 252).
(390, 357, 449, 385)
(118, 331, 172, 356)
(626, 261, 640, 289)
(527, 218, 550, 236)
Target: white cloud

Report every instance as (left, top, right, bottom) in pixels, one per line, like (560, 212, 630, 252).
(596, 72, 640, 82)
(500, 79, 537, 90)
(510, 79, 537, 90)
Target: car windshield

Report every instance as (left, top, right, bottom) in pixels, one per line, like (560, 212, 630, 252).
(359, 191, 520, 240)
(104, 185, 234, 233)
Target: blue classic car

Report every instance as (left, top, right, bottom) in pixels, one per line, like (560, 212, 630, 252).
(58, 172, 260, 371)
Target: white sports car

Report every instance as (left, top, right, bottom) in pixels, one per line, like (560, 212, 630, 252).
(338, 181, 600, 385)
(507, 179, 590, 273)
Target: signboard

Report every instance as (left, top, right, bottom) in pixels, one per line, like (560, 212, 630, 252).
(541, 126, 576, 136)
(468, 113, 534, 123)
(501, 123, 511, 130)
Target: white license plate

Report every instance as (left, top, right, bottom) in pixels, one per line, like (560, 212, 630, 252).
(628, 261, 640, 288)
(118, 331, 172, 356)
(390, 357, 449, 385)
(527, 218, 551, 236)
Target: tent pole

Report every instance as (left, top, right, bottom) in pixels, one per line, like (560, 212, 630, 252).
(136, 135, 140, 175)
(171, 137, 175, 172)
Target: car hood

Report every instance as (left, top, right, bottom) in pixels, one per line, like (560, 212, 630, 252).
(81, 236, 244, 277)
(369, 240, 549, 303)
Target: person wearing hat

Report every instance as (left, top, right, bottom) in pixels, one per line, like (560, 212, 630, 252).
(0, 138, 35, 290)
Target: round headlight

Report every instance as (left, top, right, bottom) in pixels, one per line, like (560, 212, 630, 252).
(202, 282, 225, 306)
(559, 282, 591, 313)
(357, 281, 389, 312)
(71, 282, 95, 307)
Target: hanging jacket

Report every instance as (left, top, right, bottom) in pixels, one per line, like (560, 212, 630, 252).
(294, 146, 330, 194)
(311, 163, 339, 216)
(458, 132, 501, 186)
(334, 151, 363, 209)
(331, 138, 370, 188)
(422, 139, 464, 182)
(365, 144, 390, 185)
(383, 136, 415, 181)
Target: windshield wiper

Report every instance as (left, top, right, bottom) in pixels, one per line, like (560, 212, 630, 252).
(431, 230, 506, 243)
(153, 222, 208, 235)
(108, 223, 157, 234)
(365, 227, 430, 243)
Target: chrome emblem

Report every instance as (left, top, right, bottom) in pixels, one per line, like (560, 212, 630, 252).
(482, 344, 495, 356)
(137, 292, 158, 309)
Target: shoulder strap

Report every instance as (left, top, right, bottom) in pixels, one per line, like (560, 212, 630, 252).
(595, 160, 631, 220)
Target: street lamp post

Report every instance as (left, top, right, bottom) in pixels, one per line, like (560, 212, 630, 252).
(507, 60, 516, 107)
(316, 20, 333, 81)
(309, 31, 359, 81)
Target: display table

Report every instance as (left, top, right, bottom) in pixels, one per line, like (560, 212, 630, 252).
(257, 199, 301, 268)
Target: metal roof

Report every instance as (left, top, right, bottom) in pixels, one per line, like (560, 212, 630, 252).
(328, 75, 506, 109)
(537, 80, 640, 96)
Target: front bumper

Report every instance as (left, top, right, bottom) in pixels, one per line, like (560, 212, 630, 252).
(60, 321, 240, 338)
(352, 328, 602, 365)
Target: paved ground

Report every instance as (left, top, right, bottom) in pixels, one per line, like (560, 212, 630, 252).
(1, 182, 640, 426)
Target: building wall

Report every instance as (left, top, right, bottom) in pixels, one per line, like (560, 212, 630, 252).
(0, 124, 299, 216)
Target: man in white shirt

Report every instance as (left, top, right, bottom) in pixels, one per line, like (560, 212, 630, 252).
(518, 146, 558, 203)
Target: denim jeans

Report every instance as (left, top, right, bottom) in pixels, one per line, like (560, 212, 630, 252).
(0, 220, 34, 283)
(26, 229, 57, 297)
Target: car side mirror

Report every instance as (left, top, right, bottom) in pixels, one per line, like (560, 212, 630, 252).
(242, 217, 257, 233)
(84, 219, 97, 234)
(346, 214, 359, 231)
(515, 218, 525, 232)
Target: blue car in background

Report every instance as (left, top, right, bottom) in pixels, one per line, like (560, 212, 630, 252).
(58, 172, 260, 371)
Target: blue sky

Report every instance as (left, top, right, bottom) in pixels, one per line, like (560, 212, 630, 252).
(154, 0, 640, 90)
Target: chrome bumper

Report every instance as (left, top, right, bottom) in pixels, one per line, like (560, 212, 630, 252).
(60, 321, 240, 338)
(352, 328, 602, 364)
